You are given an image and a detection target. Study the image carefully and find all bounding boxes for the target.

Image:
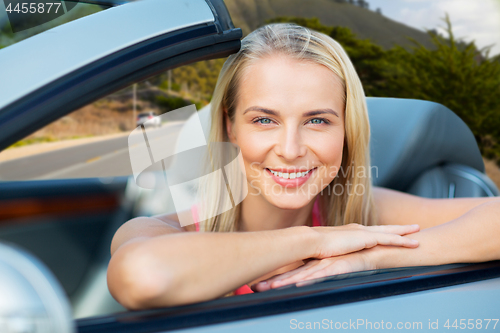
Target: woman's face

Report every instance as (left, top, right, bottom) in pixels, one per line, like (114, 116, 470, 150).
(226, 54, 346, 210)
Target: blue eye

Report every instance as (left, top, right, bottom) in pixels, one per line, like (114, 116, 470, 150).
(309, 118, 325, 124)
(255, 118, 272, 124)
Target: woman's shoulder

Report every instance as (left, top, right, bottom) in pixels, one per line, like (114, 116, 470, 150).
(111, 211, 196, 255)
(151, 211, 198, 232)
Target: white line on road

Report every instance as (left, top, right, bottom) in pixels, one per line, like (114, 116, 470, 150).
(35, 146, 131, 180)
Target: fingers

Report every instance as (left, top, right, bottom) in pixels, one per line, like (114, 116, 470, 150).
(351, 224, 420, 249)
(268, 260, 330, 289)
(295, 260, 356, 287)
(252, 258, 354, 292)
(369, 233, 419, 248)
(251, 260, 322, 292)
(364, 224, 420, 235)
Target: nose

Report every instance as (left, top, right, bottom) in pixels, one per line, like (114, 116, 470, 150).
(274, 125, 307, 161)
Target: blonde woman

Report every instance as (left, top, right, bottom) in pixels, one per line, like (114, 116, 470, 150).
(107, 23, 500, 309)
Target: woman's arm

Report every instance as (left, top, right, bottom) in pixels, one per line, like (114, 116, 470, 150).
(374, 187, 500, 229)
(253, 199, 500, 291)
(370, 199, 500, 268)
(108, 218, 316, 309)
(108, 215, 419, 309)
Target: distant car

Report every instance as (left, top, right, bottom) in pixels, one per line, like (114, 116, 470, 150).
(136, 111, 161, 128)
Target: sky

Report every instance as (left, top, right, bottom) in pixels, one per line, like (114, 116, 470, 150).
(367, 0, 500, 56)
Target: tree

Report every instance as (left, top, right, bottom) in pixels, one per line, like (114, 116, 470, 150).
(381, 15, 500, 161)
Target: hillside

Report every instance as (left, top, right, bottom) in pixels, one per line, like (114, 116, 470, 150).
(225, 0, 434, 50)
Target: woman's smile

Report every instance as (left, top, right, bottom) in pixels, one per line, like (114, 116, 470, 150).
(265, 167, 317, 187)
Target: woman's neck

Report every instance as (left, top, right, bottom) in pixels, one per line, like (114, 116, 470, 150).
(238, 192, 316, 232)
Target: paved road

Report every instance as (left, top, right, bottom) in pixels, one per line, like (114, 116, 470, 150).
(0, 123, 184, 181)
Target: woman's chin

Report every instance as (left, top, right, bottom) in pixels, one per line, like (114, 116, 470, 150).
(265, 194, 312, 210)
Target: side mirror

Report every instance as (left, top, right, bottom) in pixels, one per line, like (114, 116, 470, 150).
(0, 242, 74, 333)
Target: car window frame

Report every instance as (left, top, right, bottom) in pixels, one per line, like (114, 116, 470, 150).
(76, 260, 500, 332)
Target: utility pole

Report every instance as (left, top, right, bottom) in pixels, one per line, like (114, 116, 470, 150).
(133, 83, 137, 125)
(168, 70, 172, 94)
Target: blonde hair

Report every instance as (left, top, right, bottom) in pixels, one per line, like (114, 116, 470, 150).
(198, 23, 376, 232)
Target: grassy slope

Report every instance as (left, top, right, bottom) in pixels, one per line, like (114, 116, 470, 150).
(225, 0, 433, 50)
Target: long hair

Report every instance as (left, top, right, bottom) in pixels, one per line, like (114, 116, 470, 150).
(198, 23, 377, 232)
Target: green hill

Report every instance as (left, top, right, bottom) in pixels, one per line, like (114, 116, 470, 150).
(225, 0, 434, 50)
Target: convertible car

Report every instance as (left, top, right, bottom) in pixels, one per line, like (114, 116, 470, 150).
(0, 0, 499, 332)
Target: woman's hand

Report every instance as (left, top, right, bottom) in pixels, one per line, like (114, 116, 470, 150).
(251, 224, 420, 292)
(310, 223, 420, 259)
(251, 251, 371, 292)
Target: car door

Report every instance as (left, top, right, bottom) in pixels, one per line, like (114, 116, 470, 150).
(0, 0, 241, 319)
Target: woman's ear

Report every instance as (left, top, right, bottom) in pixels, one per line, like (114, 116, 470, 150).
(225, 108, 237, 144)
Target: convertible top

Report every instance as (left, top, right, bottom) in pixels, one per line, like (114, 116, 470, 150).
(0, 0, 215, 110)
(368, 98, 485, 189)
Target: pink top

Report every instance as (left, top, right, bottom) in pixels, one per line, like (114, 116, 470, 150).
(191, 200, 323, 295)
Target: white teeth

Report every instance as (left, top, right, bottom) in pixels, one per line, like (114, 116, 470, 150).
(269, 169, 314, 179)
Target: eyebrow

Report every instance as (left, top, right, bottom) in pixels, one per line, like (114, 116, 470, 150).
(243, 106, 339, 118)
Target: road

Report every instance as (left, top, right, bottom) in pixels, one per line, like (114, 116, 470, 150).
(0, 123, 184, 181)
